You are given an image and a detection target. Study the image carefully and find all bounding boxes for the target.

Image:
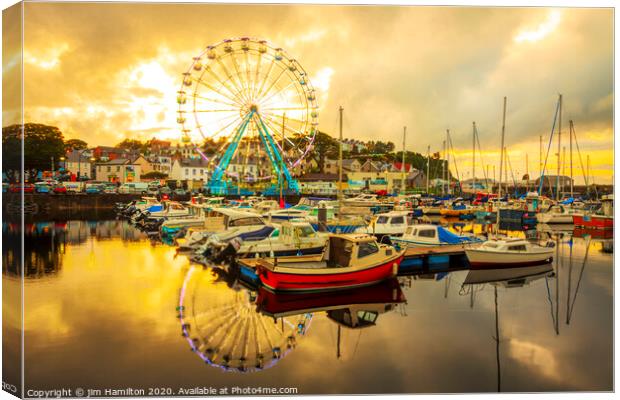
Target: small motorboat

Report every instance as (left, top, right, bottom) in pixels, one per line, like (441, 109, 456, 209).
(390, 224, 481, 248)
(536, 204, 576, 224)
(342, 193, 383, 208)
(206, 220, 328, 263)
(572, 194, 613, 229)
(253, 234, 404, 292)
(465, 238, 554, 268)
(175, 208, 269, 251)
(353, 210, 413, 239)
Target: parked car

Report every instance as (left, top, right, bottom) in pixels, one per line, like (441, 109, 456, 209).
(85, 183, 104, 194)
(147, 186, 160, 196)
(103, 184, 118, 194)
(34, 182, 52, 193)
(174, 188, 187, 196)
(53, 185, 67, 194)
(10, 183, 35, 193)
(159, 186, 172, 195)
(118, 182, 149, 194)
(63, 181, 85, 193)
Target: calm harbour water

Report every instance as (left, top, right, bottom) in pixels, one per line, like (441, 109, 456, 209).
(2, 219, 613, 394)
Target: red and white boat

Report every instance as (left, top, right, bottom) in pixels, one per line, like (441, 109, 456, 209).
(253, 234, 404, 292)
(572, 195, 613, 230)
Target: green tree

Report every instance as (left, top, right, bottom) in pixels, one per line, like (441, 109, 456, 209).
(116, 138, 146, 152)
(64, 138, 88, 151)
(2, 123, 65, 172)
(141, 171, 168, 180)
(305, 131, 338, 173)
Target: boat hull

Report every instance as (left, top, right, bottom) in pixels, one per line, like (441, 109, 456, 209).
(536, 213, 574, 224)
(573, 214, 613, 229)
(257, 255, 402, 292)
(465, 249, 553, 268)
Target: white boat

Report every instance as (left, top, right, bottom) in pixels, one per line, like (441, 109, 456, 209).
(536, 204, 575, 224)
(206, 220, 329, 263)
(263, 205, 311, 222)
(354, 211, 412, 238)
(465, 238, 554, 268)
(343, 193, 382, 207)
(390, 224, 481, 248)
(252, 200, 281, 214)
(176, 208, 269, 251)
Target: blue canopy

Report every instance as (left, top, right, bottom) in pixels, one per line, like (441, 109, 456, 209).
(561, 197, 575, 205)
(437, 226, 478, 244)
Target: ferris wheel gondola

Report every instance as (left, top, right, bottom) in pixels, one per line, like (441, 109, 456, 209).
(177, 37, 319, 195)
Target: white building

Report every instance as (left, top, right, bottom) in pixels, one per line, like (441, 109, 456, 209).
(95, 158, 142, 183)
(65, 150, 94, 179)
(170, 158, 211, 181)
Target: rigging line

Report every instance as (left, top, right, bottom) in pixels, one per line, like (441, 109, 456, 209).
(447, 133, 462, 192)
(570, 122, 589, 187)
(215, 57, 250, 105)
(538, 97, 561, 195)
(505, 150, 518, 191)
(567, 236, 591, 322)
(474, 126, 490, 184)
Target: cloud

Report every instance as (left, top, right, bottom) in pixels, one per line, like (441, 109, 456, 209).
(4, 4, 612, 182)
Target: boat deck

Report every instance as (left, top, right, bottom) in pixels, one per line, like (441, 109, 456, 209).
(403, 244, 469, 258)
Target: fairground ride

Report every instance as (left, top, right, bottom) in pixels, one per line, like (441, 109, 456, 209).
(177, 37, 319, 195)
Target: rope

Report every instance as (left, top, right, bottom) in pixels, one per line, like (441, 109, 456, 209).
(538, 97, 561, 195)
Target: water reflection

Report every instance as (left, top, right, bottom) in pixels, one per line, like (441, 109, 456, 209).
(3, 219, 613, 393)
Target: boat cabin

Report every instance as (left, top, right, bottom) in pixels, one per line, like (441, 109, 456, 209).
(326, 234, 396, 268)
(327, 303, 398, 329)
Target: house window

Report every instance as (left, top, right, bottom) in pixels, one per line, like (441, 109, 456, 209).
(116, 166, 120, 172)
(107, 166, 111, 172)
(193, 169, 196, 175)
(185, 169, 189, 176)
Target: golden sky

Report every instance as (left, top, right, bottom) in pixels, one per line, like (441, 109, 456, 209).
(2, 3, 614, 183)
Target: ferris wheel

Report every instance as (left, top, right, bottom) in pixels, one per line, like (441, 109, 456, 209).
(177, 37, 319, 195)
(178, 267, 312, 372)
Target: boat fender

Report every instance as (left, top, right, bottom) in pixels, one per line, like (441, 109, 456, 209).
(392, 263, 398, 276)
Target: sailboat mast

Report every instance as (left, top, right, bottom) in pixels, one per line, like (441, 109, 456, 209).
(570, 120, 574, 197)
(556, 94, 563, 201)
(401, 126, 407, 193)
(338, 106, 343, 204)
(426, 145, 430, 194)
(539, 135, 543, 181)
(525, 153, 529, 192)
(562, 146, 566, 197)
(498, 97, 507, 198)
(446, 130, 451, 195)
(472, 122, 476, 194)
(442, 138, 446, 195)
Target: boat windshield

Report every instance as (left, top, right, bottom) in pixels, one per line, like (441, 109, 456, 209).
(376, 216, 389, 224)
(295, 225, 316, 238)
(358, 241, 379, 258)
